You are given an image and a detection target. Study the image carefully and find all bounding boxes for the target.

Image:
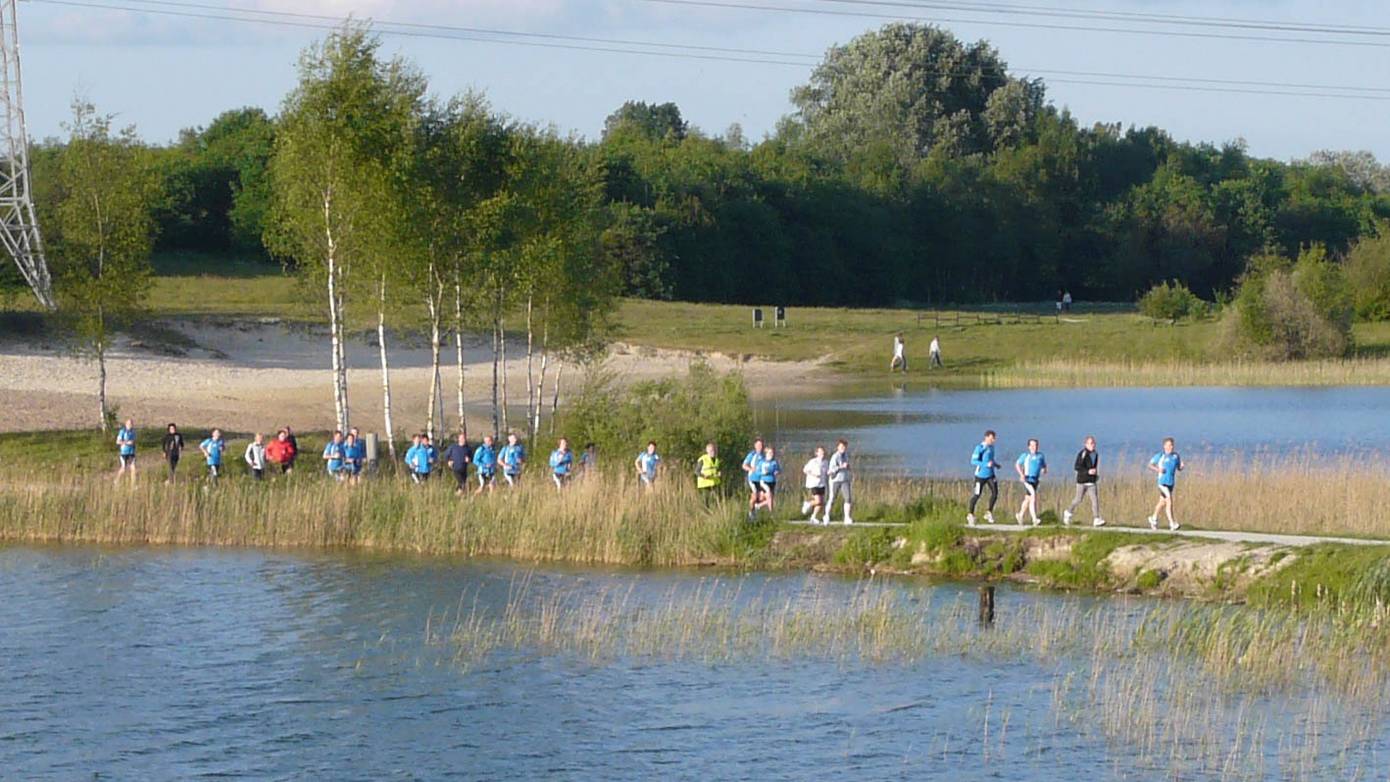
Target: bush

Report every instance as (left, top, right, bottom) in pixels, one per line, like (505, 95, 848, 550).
(1138, 280, 1207, 321)
(1344, 225, 1390, 321)
(1227, 247, 1353, 359)
(558, 360, 753, 471)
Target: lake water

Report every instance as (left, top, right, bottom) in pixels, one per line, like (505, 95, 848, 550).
(755, 385, 1390, 476)
(3, 546, 1384, 780)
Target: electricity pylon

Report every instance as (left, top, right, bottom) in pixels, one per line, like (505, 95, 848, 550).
(0, 0, 52, 310)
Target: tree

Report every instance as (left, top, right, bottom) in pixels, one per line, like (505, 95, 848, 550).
(1345, 223, 1390, 321)
(43, 99, 158, 430)
(1228, 247, 1353, 359)
(602, 101, 687, 143)
(266, 26, 424, 432)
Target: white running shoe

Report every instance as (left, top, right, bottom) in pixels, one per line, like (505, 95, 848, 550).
(1147, 516, 1158, 530)
(1092, 518, 1106, 527)
(1031, 517, 1041, 527)
(844, 518, 853, 526)
(1015, 511, 1024, 524)
(1063, 510, 1073, 525)
(966, 513, 976, 526)
(984, 512, 996, 524)
(1169, 521, 1180, 531)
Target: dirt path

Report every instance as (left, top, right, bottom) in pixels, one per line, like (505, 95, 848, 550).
(787, 520, 1385, 547)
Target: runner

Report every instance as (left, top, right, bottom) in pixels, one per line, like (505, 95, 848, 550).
(345, 427, 366, 484)
(549, 438, 574, 490)
(419, 434, 439, 482)
(967, 430, 1001, 526)
(445, 432, 472, 495)
(323, 431, 347, 481)
(742, 438, 765, 518)
(285, 426, 300, 472)
(266, 429, 296, 475)
(801, 446, 828, 524)
(473, 435, 498, 495)
(635, 441, 661, 489)
(695, 441, 722, 505)
(405, 434, 424, 483)
(890, 333, 908, 373)
(499, 433, 525, 487)
(753, 445, 781, 513)
(579, 443, 597, 477)
(115, 418, 137, 484)
(1014, 438, 1047, 526)
(244, 433, 267, 480)
(161, 423, 183, 484)
(1064, 436, 1104, 527)
(1148, 438, 1184, 531)
(826, 439, 854, 525)
(199, 428, 225, 485)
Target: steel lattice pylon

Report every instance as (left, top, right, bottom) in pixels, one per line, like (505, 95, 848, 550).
(0, 0, 51, 309)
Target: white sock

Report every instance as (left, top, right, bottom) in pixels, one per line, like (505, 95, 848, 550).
(801, 500, 812, 515)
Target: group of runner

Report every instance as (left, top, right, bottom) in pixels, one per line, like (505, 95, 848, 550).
(737, 437, 855, 525)
(115, 420, 308, 486)
(965, 430, 1185, 531)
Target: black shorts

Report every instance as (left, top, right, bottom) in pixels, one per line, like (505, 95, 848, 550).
(810, 486, 826, 498)
(1158, 484, 1175, 498)
(760, 481, 776, 496)
(1024, 478, 1039, 493)
(120, 454, 135, 466)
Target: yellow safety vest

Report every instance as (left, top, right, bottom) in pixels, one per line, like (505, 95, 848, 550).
(696, 454, 722, 489)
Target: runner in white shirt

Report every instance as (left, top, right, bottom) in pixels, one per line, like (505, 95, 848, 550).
(801, 446, 828, 524)
(826, 439, 854, 525)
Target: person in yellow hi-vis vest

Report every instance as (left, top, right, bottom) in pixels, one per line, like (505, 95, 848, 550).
(695, 441, 722, 505)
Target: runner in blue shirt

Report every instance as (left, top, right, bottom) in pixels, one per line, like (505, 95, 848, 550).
(1014, 438, 1048, 527)
(1148, 437, 1184, 531)
(115, 418, 138, 484)
(345, 427, 367, 484)
(322, 430, 347, 481)
(967, 430, 1001, 526)
(199, 428, 226, 485)
(418, 435, 439, 481)
(549, 437, 574, 490)
(404, 434, 423, 483)
(634, 441, 661, 489)
(499, 433, 525, 487)
(473, 435, 498, 495)
(753, 445, 782, 515)
(741, 438, 765, 519)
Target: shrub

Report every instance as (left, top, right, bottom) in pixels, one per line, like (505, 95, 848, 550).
(1227, 247, 1353, 359)
(1138, 280, 1207, 321)
(1344, 224, 1390, 321)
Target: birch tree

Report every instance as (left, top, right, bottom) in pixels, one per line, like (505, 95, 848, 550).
(266, 26, 423, 433)
(46, 100, 159, 431)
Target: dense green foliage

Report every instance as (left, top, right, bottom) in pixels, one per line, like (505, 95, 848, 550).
(1345, 224, 1390, 321)
(1229, 246, 1355, 358)
(1138, 280, 1207, 321)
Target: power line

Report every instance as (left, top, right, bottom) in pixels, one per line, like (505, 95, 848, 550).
(27, 0, 1390, 102)
(642, 0, 1390, 49)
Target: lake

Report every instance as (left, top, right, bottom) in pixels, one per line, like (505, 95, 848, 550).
(3, 546, 1383, 780)
(755, 385, 1390, 476)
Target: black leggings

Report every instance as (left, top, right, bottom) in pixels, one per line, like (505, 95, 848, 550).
(968, 477, 998, 513)
(452, 468, 469, 491)
(166, 454, 179, 478)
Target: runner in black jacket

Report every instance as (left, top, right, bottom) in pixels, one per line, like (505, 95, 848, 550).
(1063, 435, 1104, 527)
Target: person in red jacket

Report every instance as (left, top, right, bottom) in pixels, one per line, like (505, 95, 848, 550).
(266, 428, 297, 475)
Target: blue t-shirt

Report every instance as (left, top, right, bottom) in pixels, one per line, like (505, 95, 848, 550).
(473, 444, 497, 473)
(323, 441, 346, 473)
(1016, 451, 1046, 480)
(637, 452, 661, 480)
(1151, 452, 1183, 486)
(345, 440, 366, 463)
(743, 450, 764, 483)
(117, 426, 136, 456)
(759, 458, 781, 483)
(550, 449, 573, 475)
(971, 443, 996, 479)
(499, 443, 525, 476)
(200, 438, 224, 466)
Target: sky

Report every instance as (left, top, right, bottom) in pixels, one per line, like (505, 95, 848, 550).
(16, 0, 1390, 161)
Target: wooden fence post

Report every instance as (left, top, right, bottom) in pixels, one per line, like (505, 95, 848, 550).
(978, 585, 995, 626)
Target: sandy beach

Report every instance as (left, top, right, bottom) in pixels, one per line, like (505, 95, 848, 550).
(0, 318, 824, 434)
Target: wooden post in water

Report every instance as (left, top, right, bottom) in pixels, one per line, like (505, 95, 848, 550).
(978, 585, 995, 626)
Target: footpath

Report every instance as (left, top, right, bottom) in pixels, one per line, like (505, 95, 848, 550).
(785, 520, 1386, 548)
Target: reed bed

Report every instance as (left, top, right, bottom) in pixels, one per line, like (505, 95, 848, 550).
(983, 356, 1390, 388)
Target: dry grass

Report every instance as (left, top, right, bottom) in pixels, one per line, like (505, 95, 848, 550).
(984, 356, 1390, 388)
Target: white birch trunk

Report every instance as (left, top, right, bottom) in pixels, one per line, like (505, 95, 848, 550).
(324, 195, 347, 433)
(426, 271, 443, 440)
(376, 272, 397, 460)
(524, 294, 535, 441)
(490, 290, 501, 437)
(97, 336, 109, 431)
(454, 282, 466, 437)
(499, 297, 509, 434)
(549, 362, 563, 435)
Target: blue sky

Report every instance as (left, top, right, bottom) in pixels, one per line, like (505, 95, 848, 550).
(19, 0, 1390, 161)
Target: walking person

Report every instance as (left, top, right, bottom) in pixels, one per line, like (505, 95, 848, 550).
(1062, 290, 1073, 313)
(161, 423, 184, 483)
(244, 433, 267, 480)
(1064, 436, 1104, 527)
(446, 432, 472, 495)
(1014, 439, 1047, 526)
(199, 428, 226, 485)
(826, 439, 854, 525)
(499, 433, 525, 487)
(967, 430, 1001, 526)
(635, 441, 661, 489)
(890, 333, 908, 373)
(742, 438, 765, 518)
(323, 430, 347, 481)
(549, 438, 574, 490)
(1148, 438, 1184, 531)
(266, 429, 296, 476)
(801, 446, 828, 524)
(753, 445, 781, 514)
(695, 441, 722, 506)
(473, 435, 498, 495)
(115, 418, 138, 484)
(929, 335, 943, 368)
